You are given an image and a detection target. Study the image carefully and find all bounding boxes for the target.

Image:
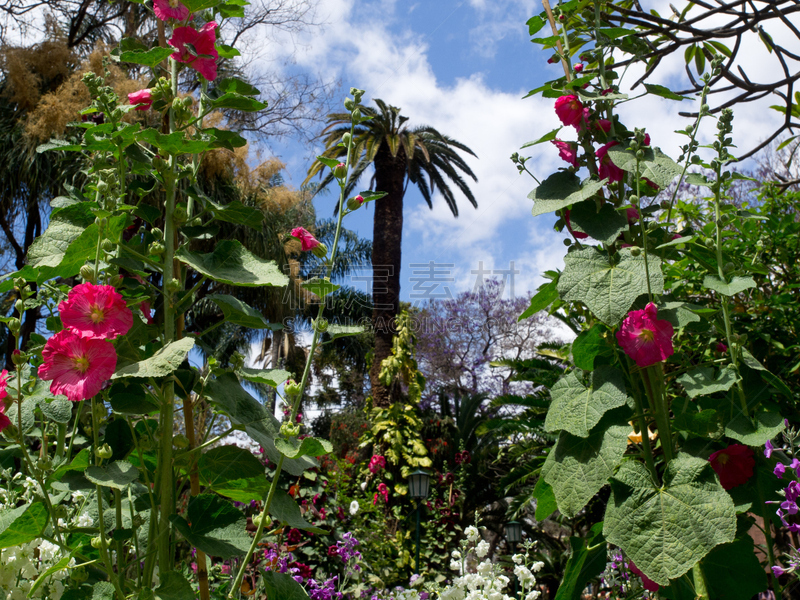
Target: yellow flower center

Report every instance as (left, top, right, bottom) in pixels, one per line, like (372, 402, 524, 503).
(73, 355, 90, 374)
(716, 453, 730, 465)
(637, 328, 655, 342)
(169, 0, 181, 7)
(89, 304, 105, 324)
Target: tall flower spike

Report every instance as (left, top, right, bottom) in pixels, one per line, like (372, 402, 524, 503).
(39, 330, 117, 402)
(169, 22, 219, 81)
(616, 302, 674, 367)
(59, 282, 133, 340)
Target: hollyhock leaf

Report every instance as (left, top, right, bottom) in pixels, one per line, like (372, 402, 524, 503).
(301, 277, 340, 298)
(604, 455, 736, 586)
(176, 240, 288, 287)
(181, 0, 223, 10)
(684, 172, 711, 187)
(545, 367, 627, 437)
(170, 494, 251, 559)
(198, 446, 269, 502)
(271, 490, 326, 534)
(568, 200, 628, 244)
(36, 139, 82, 153)
(206, 294, 276, 329)
(530, 172, 608, 217)
(643, 83, 690, 101)
(204, 373, 314, 476)
(558, 247, 663, 325)
(209, 92, 267, 112)
(5, 400, 35, 433)
(554, 523, 606, 600)
(137, 130, 211, 156)
(0, 503, 48, 548)
(154, 572, 195, 600)
(206, 128, 247, 150)
(112, 338, 195, 379)
(28, 553, 73, 597)
(519, 278, 559, 321)
(677, 366, 739, 398)
(36, 396, 73, 424)
(92, 582, 115, 600)
(703, 275, 756, 296)
(541, 406, 631, 518)
(107, 381, 158, 415)
(85, 460, 139, 490)
(605, 146, 682, 189)
(725, 410, 785, 446)
(532, 476, 558, 521)
(275, 436, 333, 459)
(51, 448, 91, 482)
(673, 409, 721, 437)
(572, 324, 614, 371)
(28, 203, 95, 268)
(118, 47, 174, 68)
(521, 127, 562, 148)
(701, 526, 768, 600)
(657, 301, 701, 328)
(326, 325, 366, 341)
(262, 572, 310, 600)
(238, 367, 291, 388)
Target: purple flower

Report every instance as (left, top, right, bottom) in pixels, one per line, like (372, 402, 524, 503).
(775, 463, 786, 479)
(765, 439, 774, 458)
(773, 565, 785, 577)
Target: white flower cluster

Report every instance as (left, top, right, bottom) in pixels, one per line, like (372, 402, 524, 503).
(0, 540, 74, 600)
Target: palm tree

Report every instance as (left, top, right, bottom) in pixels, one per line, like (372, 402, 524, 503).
(305, 99, 478, 407)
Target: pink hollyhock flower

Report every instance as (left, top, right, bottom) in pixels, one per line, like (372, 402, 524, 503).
(574, 63, 584, 72)
(615, 302, 674, 367)
(59, 282, 133, 340)
(291, 227, 321, 252)
(0, 369, 7, 402)
(564, 209, 588, 240)
(595, 119, 612, 133)
(709, 444, 755, 490)
(551, 139, 579, 168)
(0, 370, 9, 433)
(643, 133, 651, 146)
(555, 95, 586, 130)
(628, 562, 659, 592)
(39, 330, 117, 402)
(154, 0, 190, 21)
(625, 208, 639, 224)
(716, 342, 728, 353)
(354, 194, 364, 204)
(596, 141, 624, 182)
(128, 89, 153, 111)
(169, 22, 219, 81)
(368, 455, 387, 474)
(377, 482, 389, 503)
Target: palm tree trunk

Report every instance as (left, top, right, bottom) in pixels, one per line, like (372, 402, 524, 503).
(369, 143, 406, 408)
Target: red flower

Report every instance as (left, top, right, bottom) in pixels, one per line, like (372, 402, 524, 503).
(377, 482, 389, 503)
(551, 139, 579, 168)
(128, 89, 153, 111)
(616, 303, 674, 367)
(154, 0, 190, 21)
(169, 22, 219, 81)
(0, 370, 9, 433)
(290, 227, 321, 252)
(368, 455, 386, 474)
(38, 330, 117, 402)
(596, 141, 623, 182)
(286, 528, 302, 545)
(574, 63, 583, 72)
(628, 562, 659, 592)
(709, 444, 755, 490)
(555, 95, 587, 130)
(59, 282, 133, 340)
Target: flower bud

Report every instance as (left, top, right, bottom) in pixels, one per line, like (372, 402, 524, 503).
(347, 195, 364, 211)
(152, 228, 164, 240)
(101, 239, 115, 252)
(149, 241, 165, 256)
(630, 247, 642, 257)
(351, 108, 361, 122)
(314, 317, 329, 333)
(11, 351, 28, 366)
(280, 421, 301, 438)
(91, 536, 104, 549)
(37, 457, 52, 470)
(7, 318, 20, 333)
(563, 238, 572, 246)
(166, 278, 181, 293)
(80, 265, 96, 283)
(173, 434, 190, 449)
(174, 204, 188, 223)
(96, 444, 113, 459)
(574, 63, 584, 73)
(96, 181, 109, 194)
(333, 162, 348, 179)
(96, 217, 108, 228)
(311, 242, 329, 259)
(284, 379, 302, 398)
(14, 299, 23, 314)
(344, 98, 356, 111)
(13, 277, 25, 290)
(342, 132, 352, 146)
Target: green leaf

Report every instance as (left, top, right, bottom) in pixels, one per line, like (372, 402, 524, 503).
(605, 146, 682, 189)
(572, 324, 613, 371)
(301, 278, 340, 298)
(198, 445, 269, 503)
(206, 294, 276, 329)
(215, 43, 240, 58)
(176, 240, 288, 287)
(519, 278, 559, 321)
(603, 455, 736, 585)
(92, 582, 115, 600)
(274, 436, 333, 459)
(725, 410, 785, 446)
(181, 0, 223, 12)
(154, 572, 196, 600)
(554, 523, 607, 600)
(271, 490, 326, 534)
(206, 128, 247, 151)
(545, 367, 627, 438)
(85, 460, 139, 489)
(529, 172, 607, 217)
(558, 247, 663, 325)
(37, 139, 82, 153)
(541, 407, 630, 518)
(29, 553, 73, 596)
(702, 275, 756, 296)
(520, 127, 562, 148)
(326, 325, 366, 341)
(239, 368, 291, 387)
(673, 409, 721, 437)
(206, 198, 263, 229)
(569, 200, 629, 244)
(0, 503, 48, 548)
(210, 92, 267, 112)
(643, 83, 690, 101)
(107, 381, 158, 414)
(532, 477, 558, 521)
(119, 47, 173, 68)
(170, 494, 251, 559)
(112, 338, 195, 379)
(28, 203, 95, 269)
(701, 531, 768, 600)
(657, 301, 702, 329)
(51, 448, 91, 481)
(204, 373, 314, 476)
(677, 366, 738, 398)
(137, 129, 211, 156)
(35, 395, 73, 424)
(261, 571, 310, 600)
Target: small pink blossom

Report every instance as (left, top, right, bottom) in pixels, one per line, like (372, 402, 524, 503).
(290, 227, 321, 252)
(128, 89, 153, 111)
(368, 455, 386, 474)
(615, 302, 674, 367)
(377, 482, 389, 503)
(716, 342, 728, 353)
(574, 63, 584, 73)
(38, 330, 117, 402)
(0, 370, 9, 433)
(555, 95, 587, 130)
(547, 56, 557, 64)
(354, 195, 364, 204)
(596, 119, 612, 133)
(551, 139, 579, 168)
(59, 283, 133, 340)
(596, 141, 624, 182)
(643, 133, 651, 146)
(154, 0, 190, 21)
(169, 22, 219, 81)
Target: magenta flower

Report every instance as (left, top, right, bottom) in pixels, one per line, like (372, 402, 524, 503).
(574, 63, 583, 73)
(291, 227, 321, 252)
(765, 439, 774, 458)
(128, 89, 153, 111)
(59, 282, 133, 340)
(596, 141, 623, 182)
(154, 0, 190, 21)
(38, 330, 117, 402)
(0, 370, 9, 433)
(377, 482, 389, 503)
(616, 302, 674, 367)
(368, 455, 386, 474)
(775, 463, 786, 479)
(551, 139, 579, 168)
(709, 444, 755, 490)
(625, 208, 639, 224)
(596, 119, 612, 133)
(554, 95, 587, 130)
(628, 562, 659, 592)
(169, 22, 219, 81)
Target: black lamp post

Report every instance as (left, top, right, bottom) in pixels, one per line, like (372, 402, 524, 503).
(506, 521, 522, 599)
(408, 469, 431, 575)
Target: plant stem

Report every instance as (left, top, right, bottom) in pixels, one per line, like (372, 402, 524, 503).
(642, 366, 674, 464)
(541, 0, 571, 81)
(114, 488, 125, 593)
(628, 364, 659, 485)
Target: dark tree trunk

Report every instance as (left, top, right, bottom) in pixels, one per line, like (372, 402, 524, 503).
(369, 142, 406, 408)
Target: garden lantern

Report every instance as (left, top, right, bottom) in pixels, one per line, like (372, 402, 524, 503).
(506, 521, 523, 598)
(408, 470, 431, 574)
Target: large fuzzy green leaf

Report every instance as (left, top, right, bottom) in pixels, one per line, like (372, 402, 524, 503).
(0, 503, 48, 548)
(198, 445, 269, 502)
(261, 572, 310, 600)
(677, 366, 738, 398)
(169, 494, 251, 559)
(545, 367, 626, 437)
(112, 338, 195, 379)
(176, 240, 288, 288)
(529, 172, 607, 217)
